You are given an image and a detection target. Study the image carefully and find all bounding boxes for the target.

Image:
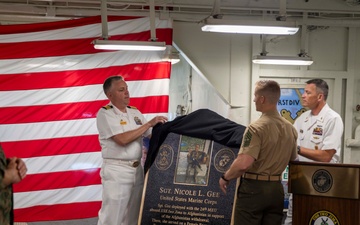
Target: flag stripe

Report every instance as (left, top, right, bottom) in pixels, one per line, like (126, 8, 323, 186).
(0, 51, 170, 75)
(0, 96, 168, 124)
(0, 63, 171, 91)
(0, 17, 171, 42)
(0, 79, 170, 107)
(0, 30, 172, 59)
(14, 202, 102, 222)
(2, 135, 100, 158)
(23, 152, 101, 175)
(13, 168, 101, 192)
(0, 112, 168, 143)
(1, 118, 97, 142)
(14, 185, 102, 209)
(0, 16, 140, 35)
(0, 101, 107, 124)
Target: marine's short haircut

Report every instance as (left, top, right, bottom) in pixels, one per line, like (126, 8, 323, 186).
(255, 80, 281, 104)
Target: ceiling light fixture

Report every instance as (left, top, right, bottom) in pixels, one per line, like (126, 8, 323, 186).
(201, 18, 299, 35)
(94, 40, 166, 51)
(252, 27, 314, 66)
(94, 0, 166, 51)
(252, 55, 313, 66)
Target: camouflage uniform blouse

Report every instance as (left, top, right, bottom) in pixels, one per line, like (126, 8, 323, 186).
(0, 146, 12, 225)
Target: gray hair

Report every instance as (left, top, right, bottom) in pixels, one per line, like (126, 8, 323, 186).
(306, 79, 329, 100)
(103, 75, 124, 94)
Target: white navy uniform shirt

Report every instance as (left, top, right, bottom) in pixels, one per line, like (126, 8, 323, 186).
(294, 104, 343, 163)
(96, 102, 151, 160)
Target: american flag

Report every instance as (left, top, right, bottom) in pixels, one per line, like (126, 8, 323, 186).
(0, 16, 172, 222)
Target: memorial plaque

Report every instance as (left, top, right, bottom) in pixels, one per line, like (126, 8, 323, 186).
(140, 133, 238, 225)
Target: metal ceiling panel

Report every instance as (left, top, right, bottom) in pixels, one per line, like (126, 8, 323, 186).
(0, 0, 359, 24)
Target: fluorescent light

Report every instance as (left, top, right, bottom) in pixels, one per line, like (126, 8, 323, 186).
(93, 40, 166, 51)
(201, 18, 299, 35)
(252, 55, 314, 66)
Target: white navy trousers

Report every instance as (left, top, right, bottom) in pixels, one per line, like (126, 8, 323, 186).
(97, 159, 144, 225)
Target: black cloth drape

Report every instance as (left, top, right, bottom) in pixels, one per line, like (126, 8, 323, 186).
(144, 109, 246, 173)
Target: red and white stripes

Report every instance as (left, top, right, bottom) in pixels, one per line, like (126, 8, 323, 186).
(0, 15, 172, 222)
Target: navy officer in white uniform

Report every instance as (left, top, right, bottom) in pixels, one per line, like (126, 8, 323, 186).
(284, 78, 343, 225)
(96, 75, 167, 225)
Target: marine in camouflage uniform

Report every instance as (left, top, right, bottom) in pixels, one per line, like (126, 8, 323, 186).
(0, 146, 13, 225)
(185, 144, 208, 183)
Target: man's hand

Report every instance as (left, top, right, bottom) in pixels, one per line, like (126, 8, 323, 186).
(219, 176, 229, 194)
(15, 158, 27, 180)
(5, 158, 22, 184)
(148, 116, 168, 127)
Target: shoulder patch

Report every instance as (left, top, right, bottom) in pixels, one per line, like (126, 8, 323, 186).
(102, 105, 113, 110)
(243, 130, 253, 147)
(127, 105, 137, 109)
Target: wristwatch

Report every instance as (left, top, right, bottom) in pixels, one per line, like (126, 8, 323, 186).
(221, 174, 230, 182)
(297, 145, 301, 154)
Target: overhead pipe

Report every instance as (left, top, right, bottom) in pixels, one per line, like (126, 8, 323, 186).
(149, 0, 157, 41)
(100, 0, 109, 40)
(278, 0, 286, 20)
(299, 13, 309, 57)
